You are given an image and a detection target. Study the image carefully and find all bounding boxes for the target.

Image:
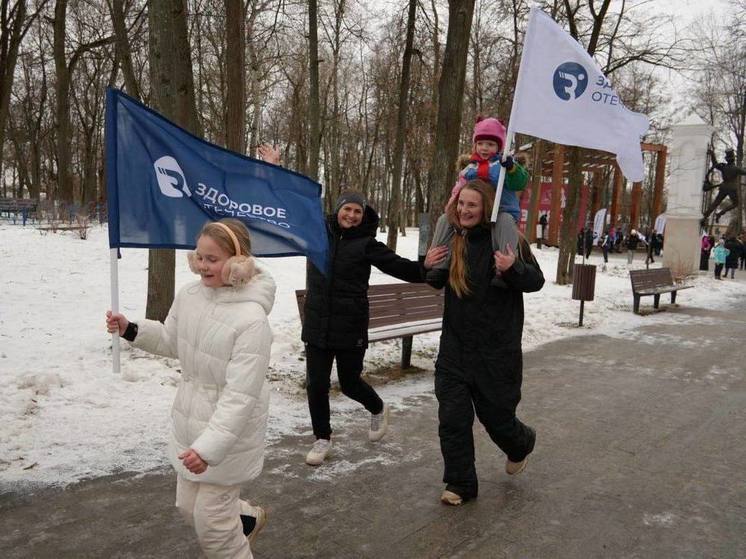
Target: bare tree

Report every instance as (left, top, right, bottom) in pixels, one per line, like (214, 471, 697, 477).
(52, 0, 112, 204)
(225, 0, 245, 153)
(689, 5, 746, 230)
(427, 0, 476, 243)
(9, 19, 50, 201)
(308, 0, 320, 182)
(0, 1, 46, 196)
(108, 0, 142, 99)
(0, 0, 698, 258)
(386, 0, 417, 250)
(146, 0, 201, 321)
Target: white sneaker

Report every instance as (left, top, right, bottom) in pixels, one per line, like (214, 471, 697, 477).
(245, 506, 267, 546)
(505, 456, 529, 475)
(369, 404, 390, 442)
(440, 489, 463, 506)
(305, 438, 332, 466)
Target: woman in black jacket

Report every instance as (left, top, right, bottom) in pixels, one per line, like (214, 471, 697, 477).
(724, 236, 741, 279)
(426, 180, 544, 505)
(303, 191, 435, 466)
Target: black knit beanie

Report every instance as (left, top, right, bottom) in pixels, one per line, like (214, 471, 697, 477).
(334, 191, 367, 213)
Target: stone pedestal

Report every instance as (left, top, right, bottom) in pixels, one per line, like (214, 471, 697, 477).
(663, 216, 701, 278)
(662, 115, 713, 278)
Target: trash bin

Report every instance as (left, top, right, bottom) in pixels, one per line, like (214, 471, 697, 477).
(572, 263, 596, 301)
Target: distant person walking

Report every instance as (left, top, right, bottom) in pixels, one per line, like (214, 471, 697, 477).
(724, 236, 740, 279)
(645, 229, 656, 265)
(712, 239, 729, 280)
(600, 229, 612, 269)
(584, 227, 594, 259)
(626, 229, 645, 265)
(538, 213, 548, 248)
(700, 234, 712, 271)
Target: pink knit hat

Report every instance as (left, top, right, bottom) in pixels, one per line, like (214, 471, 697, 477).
(472, 116, 506, 151)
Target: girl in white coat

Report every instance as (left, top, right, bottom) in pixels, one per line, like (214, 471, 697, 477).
(106, 218, 275, 558)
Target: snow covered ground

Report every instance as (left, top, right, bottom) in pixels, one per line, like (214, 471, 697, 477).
(1, 221, 744, 490)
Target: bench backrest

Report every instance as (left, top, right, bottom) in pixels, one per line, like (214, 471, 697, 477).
(629, 268, 675, 292)
(0, 198, 39, 210)
(295, 283, 444, 328)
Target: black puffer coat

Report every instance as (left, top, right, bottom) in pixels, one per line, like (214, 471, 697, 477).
(302, 206, 424, 349)
(426, 226, 544, 370)
(724, 238, 741, 268)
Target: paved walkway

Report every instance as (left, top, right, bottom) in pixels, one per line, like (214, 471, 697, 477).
(2, 297, 745, 558)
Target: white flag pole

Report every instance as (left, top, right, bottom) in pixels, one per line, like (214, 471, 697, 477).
(110, 248, 121, 374)
(490, 128, 515, 223)
(490, 8, 536, 223)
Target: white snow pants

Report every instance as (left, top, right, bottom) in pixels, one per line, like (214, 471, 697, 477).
(175, 475, 259, 559)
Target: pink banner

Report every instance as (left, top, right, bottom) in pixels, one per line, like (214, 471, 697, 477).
(518, 182, 590, 233)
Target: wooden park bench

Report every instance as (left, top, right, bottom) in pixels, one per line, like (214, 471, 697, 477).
(38, 223, 87, 231)
(295, 283, 444, 369)
(37, 221, 90, 239)
(0, 198, 39, 225)
(629, 267, 693, 314)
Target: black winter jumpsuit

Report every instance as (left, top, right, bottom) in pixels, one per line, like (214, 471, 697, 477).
(427, 226, 544, 499)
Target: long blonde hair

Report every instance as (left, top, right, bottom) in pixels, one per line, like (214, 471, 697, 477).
(446, 180, 495, 298)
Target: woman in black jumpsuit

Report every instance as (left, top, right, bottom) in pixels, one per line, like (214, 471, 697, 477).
(426, 179, 544, 505)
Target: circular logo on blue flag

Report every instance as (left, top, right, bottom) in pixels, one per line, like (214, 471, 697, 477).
(153, 156, 191, 198)
(553, 62, 588, 101)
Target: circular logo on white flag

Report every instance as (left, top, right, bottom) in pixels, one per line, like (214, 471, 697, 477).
(553, 62, 588, 101)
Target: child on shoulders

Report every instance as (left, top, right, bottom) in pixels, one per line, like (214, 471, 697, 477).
(428, 116, 529, 286)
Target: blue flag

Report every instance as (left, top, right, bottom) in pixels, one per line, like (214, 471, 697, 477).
(105, 88, 328, 272)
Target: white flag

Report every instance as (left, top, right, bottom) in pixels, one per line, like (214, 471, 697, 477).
(510, 9, 649, 182)
(654, 213, 666, 234)
(593, 208, 607, 242)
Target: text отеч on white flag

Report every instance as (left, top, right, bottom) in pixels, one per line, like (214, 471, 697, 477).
(508, 8, 649, 182)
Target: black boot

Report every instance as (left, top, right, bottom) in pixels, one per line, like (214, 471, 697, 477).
(240, 506, 267, 545)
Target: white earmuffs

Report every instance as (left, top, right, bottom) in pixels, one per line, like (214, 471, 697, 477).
(221, 254, 255, 287)
(188, 222, 255, 287)
(187, 251, 200, 274)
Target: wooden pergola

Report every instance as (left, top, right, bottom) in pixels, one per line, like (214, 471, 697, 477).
(523, 141, 667, 245)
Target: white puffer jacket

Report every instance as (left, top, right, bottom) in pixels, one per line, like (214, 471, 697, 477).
(132, 264, 275, 485)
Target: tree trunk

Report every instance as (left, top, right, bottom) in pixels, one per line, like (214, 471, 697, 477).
(0, 0, 27, 195)
(80, 122, 97, 205)
(556, 146, 583, 285)
(307, 0, 321, 182)
(53, 0, 73, 203)
(246, 34, 261, 157)
(53, 0, 112, 204)
(427, 0, 476, 243)
(28, 59, 48, 201)
(224, 0, 245, 153)
(525, 140, 543, 242)
(110, 0, 140, 99)
(147, 0, 201, 321)
(386, 0, 417, 250)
